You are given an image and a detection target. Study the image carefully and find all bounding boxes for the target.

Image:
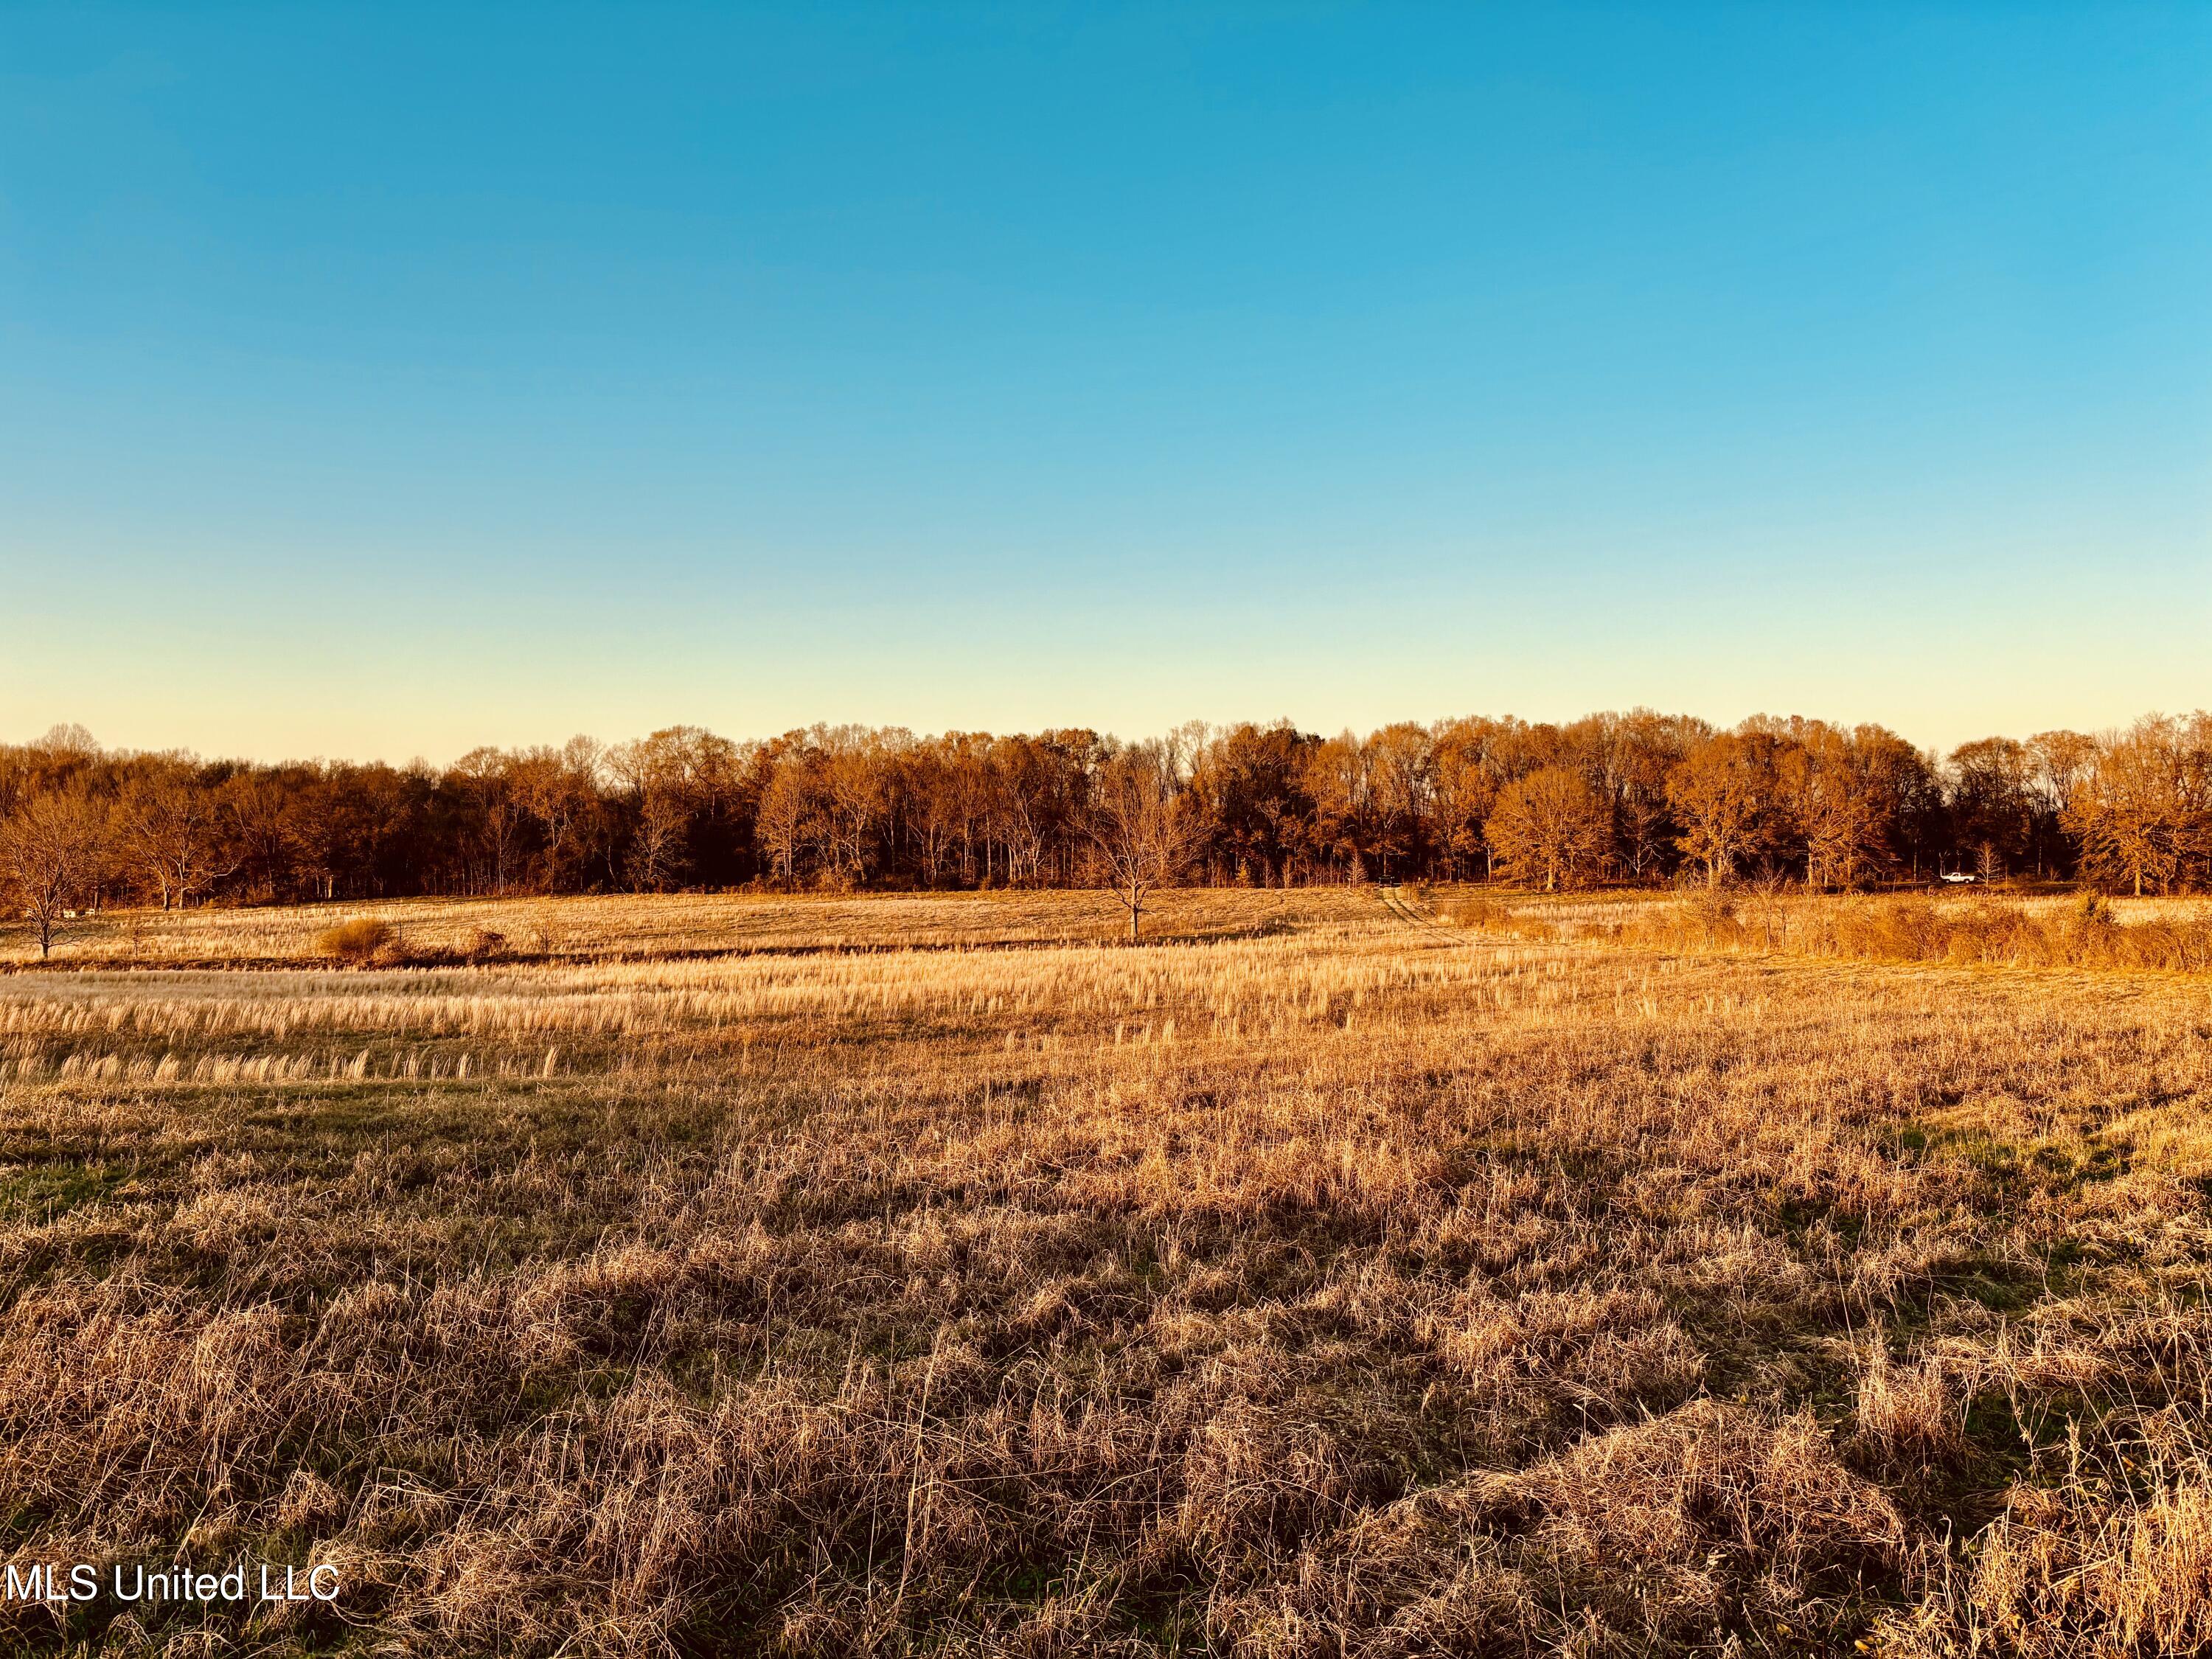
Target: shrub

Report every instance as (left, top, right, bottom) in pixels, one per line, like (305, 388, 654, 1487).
(314, 917, 394, 963)
(1440, 895, 1511, 930)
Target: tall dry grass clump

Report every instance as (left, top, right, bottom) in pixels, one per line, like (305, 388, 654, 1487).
(311, 916, 395, 963)
(1852, 1346, 1967, 1470)
(1874, 1324, 2212, 1655)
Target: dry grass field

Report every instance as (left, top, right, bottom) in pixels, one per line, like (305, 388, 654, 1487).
(2, 888, 2210, 1655)
(0, 890, 1373, 970)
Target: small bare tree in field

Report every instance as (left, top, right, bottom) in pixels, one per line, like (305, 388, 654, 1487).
(1085, 747, 1205, 942)
(0, 787, 107, 959)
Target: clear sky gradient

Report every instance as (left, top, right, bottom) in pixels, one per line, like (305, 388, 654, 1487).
(3, 4, 2206, 762)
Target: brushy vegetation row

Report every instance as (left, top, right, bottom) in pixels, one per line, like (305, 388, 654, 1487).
(309, 917, 512, 969)
(1442, 890, 2212, 975)
(0, 892, 2208, 1654)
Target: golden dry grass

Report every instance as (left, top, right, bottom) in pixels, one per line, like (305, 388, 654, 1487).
(1437, 886, 2212, 974)
(1, 888, 1372, 969)
(1, 889, 2209, 1655)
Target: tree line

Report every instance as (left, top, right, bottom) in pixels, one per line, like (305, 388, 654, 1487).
(1, 710, 2208, 948)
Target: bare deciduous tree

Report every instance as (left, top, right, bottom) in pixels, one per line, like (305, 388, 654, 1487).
(2065, 715, 2212, 896)
(1084, 746, 1205, 942)
(509, 737, 603, 892)
(123, 765, 237, 910)
(0, 787, 107, 959)
(609, 726, 737, 893)
(1666, 734, 1774, 886)
(453, 748, 526, 894)
(1484, 765, 1610, 891)
(1777, 723, 1912, 890)
(1948, 736, 2035, 881)
(822, 735, 891, 887)
(754, 759, 821, 883)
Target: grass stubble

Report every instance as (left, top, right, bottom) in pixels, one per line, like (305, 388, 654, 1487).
(0, 890, 2209, 1655)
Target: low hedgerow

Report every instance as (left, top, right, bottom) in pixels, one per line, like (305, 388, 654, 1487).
(1444, 890, 2212, 974)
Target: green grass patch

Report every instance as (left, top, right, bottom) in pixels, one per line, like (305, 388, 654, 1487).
(0, 1162, 125, 1225)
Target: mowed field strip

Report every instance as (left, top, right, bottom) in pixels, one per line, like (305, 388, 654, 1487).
(1, 889, 2209, 1655)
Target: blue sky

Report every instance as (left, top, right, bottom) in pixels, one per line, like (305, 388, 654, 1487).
(2, 4, 2206, 762)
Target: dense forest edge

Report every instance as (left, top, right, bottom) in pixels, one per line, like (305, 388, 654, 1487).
(3, 712, 2208, 935)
